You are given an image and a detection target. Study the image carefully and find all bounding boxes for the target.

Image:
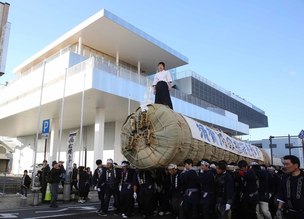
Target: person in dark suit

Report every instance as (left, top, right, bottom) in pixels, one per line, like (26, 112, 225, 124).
(180, 159, 200, 219)
(215, 160, 234, 219)
(119, 161, 135, 219)
(133, 169, 155, 218)
(92, 159, 106, 214)
(40, 159, 50, 202)
(199, 160, 216, 219)
(277, 155, 304, 219)
(78, 166, 90, 203)
(20, 170, 31, 199)
(100, 159, 121, 216)
(237, 160, 258, 219)
(71, 163, 78, 191)
(49, 161, 61, 208)
(168, 163, 183, 219)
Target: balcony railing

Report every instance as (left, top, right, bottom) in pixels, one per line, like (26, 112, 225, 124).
(0, 55, 228, 117)
(91, 57, 226, 116)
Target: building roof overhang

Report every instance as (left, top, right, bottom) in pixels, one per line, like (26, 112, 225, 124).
(14, 9, 188, 74)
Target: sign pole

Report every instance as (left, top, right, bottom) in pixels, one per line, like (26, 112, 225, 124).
(43, 138, 47, 161)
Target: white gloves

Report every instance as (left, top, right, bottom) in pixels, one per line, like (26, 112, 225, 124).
(94, 186, 97, 191)
(133, 192, 137, 200)
(225, 204, 231, 211)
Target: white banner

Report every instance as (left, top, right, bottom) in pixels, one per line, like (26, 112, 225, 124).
(66, 131, 78, 177)
(182, 116, 264, 161)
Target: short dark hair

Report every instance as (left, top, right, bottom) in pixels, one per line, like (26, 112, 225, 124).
(96, 159, 102, 165)
(284, 155, 300, 168)
(238, 160, 248, 168)
(158, 62, 165, 68)
(184, 159, 193, 165)
(217, 160, 227, 170)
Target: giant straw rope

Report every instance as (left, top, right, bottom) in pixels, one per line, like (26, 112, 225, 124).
(121, 104, 270, 169)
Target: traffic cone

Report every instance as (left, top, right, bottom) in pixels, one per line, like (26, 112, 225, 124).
(44, 183, 51, 201)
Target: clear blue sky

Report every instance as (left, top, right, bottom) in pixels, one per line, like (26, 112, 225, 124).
(2, 0, 304, 140)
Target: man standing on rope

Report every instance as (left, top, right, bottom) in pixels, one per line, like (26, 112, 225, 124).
(276, 155, 304, 219)
(153, 62, 173, 110)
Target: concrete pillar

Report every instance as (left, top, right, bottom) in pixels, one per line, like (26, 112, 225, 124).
(114, 121, 124, 164)
(116, 51, 119, 76)
(78, 37, 82, 55)
(49, 118, 59, 161)
(94, 108, 105, 163)
(137, 61, 141, 82)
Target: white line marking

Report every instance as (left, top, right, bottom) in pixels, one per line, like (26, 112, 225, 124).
(23, 213, 73, 219)
(35, 208, 68, 214)
(67, 206, 97, 210)
(0, 213, 19, 218)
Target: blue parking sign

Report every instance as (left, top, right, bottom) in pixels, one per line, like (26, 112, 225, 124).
(42, 119, 50, 138)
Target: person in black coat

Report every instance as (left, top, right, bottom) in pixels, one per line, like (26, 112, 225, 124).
(180, 159, 200, 219)
(168, 163, 183, 219)
(215, 160, 234, 219)
(267, 165, 281, 218)
(40, 159, 50, 202)
(119, 161, 135, 219)
(49, 161, 61, 208)
(251, 163, 272, 219)
(92, 159, 106, 214)
(78, 166, 89, 203)
(276, 155, 304, 219)
(199, 160, 216, 219)
(71, 163, 78, 191)
(85, 167, 92, 200)
(133, 169, 155, 218)
(100, 159, 121, 216)
(20, 170, 31, 199)
(237, 160, 258, 219)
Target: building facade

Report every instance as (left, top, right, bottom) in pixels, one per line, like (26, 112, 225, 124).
(250, 137, 304, 168)
(0, 9, 268, 173)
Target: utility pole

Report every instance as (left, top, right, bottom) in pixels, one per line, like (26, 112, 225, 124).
(288, 134, 291, 155)
(269, 136, 274, 165)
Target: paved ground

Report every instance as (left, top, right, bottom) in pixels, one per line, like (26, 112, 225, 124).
(0, 192, 175, 219)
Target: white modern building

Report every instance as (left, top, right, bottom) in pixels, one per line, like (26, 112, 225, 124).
(250, 136, 304, 168)
(0, 9, 268, 174)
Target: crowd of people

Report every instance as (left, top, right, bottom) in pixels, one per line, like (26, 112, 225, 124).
(37, 160, 93, 208)
(34, 154, 303, 219)
(91, 155, 303, 219)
